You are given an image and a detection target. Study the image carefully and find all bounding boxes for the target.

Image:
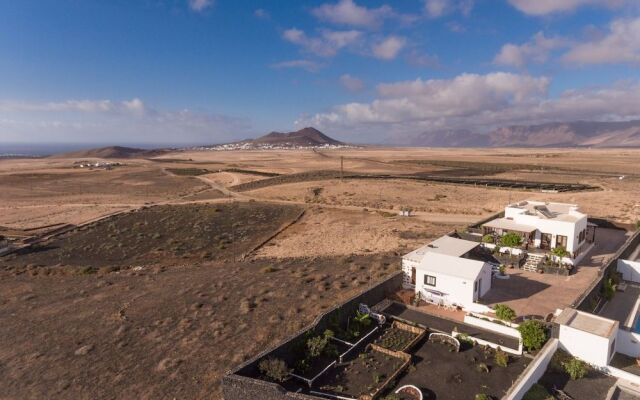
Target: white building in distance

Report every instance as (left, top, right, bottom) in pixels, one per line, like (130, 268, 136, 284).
(482, 200, 592, 262)
(402, 235, 492, 312)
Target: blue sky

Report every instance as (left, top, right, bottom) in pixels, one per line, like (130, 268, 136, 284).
(0, 0, 639, 145)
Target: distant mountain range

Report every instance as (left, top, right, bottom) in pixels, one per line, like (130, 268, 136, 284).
(47, 121, 640, 158)
(410, 120, 640, 148)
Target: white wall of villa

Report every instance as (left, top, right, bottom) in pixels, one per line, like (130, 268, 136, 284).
(483, 201, 590, 261)
(618, 259, 640, 283)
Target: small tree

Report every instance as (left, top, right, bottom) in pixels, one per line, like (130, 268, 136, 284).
(259, 358, 290, 382)
(518, 320, 547, 351)
(494, 347, 509, 367)
(562, 357, 588, 380)
(551, 246, 569, 260)
(499, 232, 522, 248)
(495, 304, 516, 322)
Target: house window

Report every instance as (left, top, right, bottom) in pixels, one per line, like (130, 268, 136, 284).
(411, 267, 416, 285)
(556, 235, 567, 249)
(424, 275, 436, 287)
(474, 280, 478, 293)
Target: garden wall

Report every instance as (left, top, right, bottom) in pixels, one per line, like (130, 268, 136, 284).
(574, 230, 640, 313)
(463, 315, 521, 341)
(502, 338, 559, 400)
(222, 272, 404, 400)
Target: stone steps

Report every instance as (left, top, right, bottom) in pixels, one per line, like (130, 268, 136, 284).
(523, 253, 545, 272)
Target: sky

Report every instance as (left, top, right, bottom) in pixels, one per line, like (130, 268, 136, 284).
(0, 0, 639, 146)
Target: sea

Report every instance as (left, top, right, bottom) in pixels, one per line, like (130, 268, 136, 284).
(0, 142, 202, 158)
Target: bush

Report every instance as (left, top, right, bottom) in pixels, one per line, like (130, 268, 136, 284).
(495, 304, 516, 321)
(523, 383, 553, 400)
(482, 234, 494, 243)
(499, 232, 522, 248)
(494, 347, 509, 367)
(603, 277, 615, 300)
(306, 335, 329, 358)
(475, 394, 491, 400)
(551, 246, 569, 259)
(562, 357, 588, 380)
(518, 320, 547, 351)
(258, 358, 290, 382)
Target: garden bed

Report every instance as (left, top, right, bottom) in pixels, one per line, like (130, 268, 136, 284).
(390, 339, 528, 400)
(530, 349, 617, 400)
(374, 321, 425, 352)
(316, 344, 410, 399)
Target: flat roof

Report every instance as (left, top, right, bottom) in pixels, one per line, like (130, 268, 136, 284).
(483, 218, 536, 233)
(416, 252, 485, 281)
(556, 308, 618, 338)
(507, 200, 585, 222)
(403, 235, 479, 263)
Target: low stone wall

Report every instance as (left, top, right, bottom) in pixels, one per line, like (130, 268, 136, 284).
(222, 272, 403, 400)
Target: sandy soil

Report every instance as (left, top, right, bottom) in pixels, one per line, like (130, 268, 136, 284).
(255, 206, 455, 258)
(1, 147, 638, 399)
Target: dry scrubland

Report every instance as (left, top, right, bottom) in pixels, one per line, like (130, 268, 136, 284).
(0, 147, 639, 399)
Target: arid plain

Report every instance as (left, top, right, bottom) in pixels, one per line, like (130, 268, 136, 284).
(1, 148, 639, 399)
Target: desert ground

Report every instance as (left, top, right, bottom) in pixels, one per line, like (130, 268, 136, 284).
(1, 148, 639, 399)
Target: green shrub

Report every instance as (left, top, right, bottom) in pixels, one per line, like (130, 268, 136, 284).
(562, 357, 588, 380)
(603, 277, 615, 300)
(518, 320, 547, 351)
(306, 335, 328, 358)
(494, 348, 509, 367)
(258, 358, 290, 382)
(499, 232, 522, 248)
(523, 383, 553, 400)
(495, 304, 516, 321)
(551, 246, 569, 258)
(475, 394, 491, 400)
(482, 234, 494, 243)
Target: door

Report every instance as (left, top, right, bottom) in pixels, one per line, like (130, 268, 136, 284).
(541, 233, 552, 249)
(411, 267, 416, 285)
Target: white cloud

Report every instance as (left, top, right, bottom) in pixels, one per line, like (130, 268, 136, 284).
(271, 59, 322, 72)
(507, 0, 625, 16)
(254, 9, 270, 20)
(188, 0, 214, 12)
(494, 32, 568, 68)
(311, 0, 399, 29)
(372, 36, 406, 60)
(424, 0, 475, 18)
(0, 98, 251, 144)
(563, 18, 640, 65)
(282, 28, 362, 57)
(339, 74, 365, 92)
(296, 72, 640, 142)
(425, 0, 450, 18)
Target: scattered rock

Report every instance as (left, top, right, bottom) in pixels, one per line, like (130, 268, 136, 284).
(74, 344, 94, 356)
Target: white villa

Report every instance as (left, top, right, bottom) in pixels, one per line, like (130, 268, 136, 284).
(402, 235, 492, 312)
(481, 200, 594, 263)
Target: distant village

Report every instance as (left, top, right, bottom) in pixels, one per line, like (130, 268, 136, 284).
(73, 160, 123, 170)
(195, 142, 359, 151)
